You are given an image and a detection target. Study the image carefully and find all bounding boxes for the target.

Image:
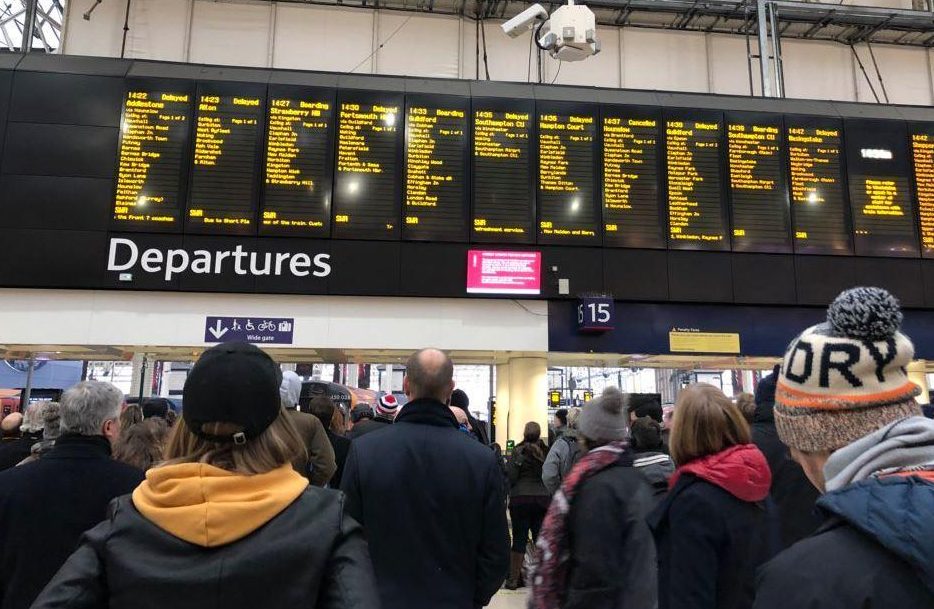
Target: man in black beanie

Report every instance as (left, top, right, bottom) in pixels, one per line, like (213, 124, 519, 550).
(450, 389, 489, 445)
(751, 365, 821, 549)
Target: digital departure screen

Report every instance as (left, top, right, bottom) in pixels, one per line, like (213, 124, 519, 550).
(727, 114, 792, 253)
(260, 88, 334, 237)
(602, 108, 664, 249)
(665, 112, 728, 250)
(786, 118, 852, 255)
(910, 124, 934, 258)
(332, 93, 403, 240)
(186, 85, 264, 235)
(537, 106, 599, 245)
(404, 97, 469, 242)
(472, 100, 534, 244)
(113, 86, 192, 232)
(845, 119, 918, 257)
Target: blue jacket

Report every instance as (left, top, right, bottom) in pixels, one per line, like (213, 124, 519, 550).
(755, 475, 934, 608)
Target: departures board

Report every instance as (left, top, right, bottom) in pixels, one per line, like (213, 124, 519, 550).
(104, 70, 934, 258)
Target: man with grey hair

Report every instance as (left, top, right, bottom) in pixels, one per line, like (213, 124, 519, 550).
(0, 381, 144, 609)
(342, 348, 510, 609)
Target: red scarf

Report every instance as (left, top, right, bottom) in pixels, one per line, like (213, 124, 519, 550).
(668, 444, 771, 502)
(529, 441, 630, 609)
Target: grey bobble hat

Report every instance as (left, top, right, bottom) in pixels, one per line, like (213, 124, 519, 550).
(578, 386, 629, 443)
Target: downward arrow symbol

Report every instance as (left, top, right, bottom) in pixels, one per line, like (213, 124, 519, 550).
(209, 320, 228, 339)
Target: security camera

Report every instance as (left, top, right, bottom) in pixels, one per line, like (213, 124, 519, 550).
(501, 4, 549, 38)
(501, 0, 600, 63)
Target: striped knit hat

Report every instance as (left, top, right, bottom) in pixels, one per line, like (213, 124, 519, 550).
(775, 287, 922, 452)
(375, 393, 400, 419)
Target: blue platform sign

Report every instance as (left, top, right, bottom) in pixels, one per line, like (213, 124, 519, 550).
(576, 297, 615, 333)
(204, 317, 294, 345)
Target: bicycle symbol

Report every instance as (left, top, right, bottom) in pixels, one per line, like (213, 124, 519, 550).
(258, 320, 276, 331)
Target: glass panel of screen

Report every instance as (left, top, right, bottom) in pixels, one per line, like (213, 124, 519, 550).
(113, 81, 934, 258)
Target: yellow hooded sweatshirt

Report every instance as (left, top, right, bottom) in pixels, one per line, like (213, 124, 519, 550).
(132, 462, 308, 548)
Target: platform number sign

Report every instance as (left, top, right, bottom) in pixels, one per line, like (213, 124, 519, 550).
(577, 297, 614, 333)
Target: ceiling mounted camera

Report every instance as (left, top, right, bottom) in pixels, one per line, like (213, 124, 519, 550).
(501, 0, 600, 63)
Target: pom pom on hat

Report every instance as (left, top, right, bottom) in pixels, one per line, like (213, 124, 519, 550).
(578, 386, 629, 442)
(827, 286, 903, 341)
(599, 386, 625, 415)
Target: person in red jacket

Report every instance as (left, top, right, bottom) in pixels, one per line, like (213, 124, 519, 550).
(648, 383, 776, 609)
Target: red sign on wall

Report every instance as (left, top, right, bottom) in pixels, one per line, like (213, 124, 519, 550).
(466, 250, 541, 295)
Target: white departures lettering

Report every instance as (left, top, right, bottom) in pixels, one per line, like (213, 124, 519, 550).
(107, 238, 331, 281)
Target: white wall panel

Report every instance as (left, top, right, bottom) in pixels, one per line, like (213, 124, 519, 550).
(62, 0, 126, 57)
(852, 44, 932, 105)
(781, 39, 856, 101)
(126, 0, 191, 61)
(0, 290, 549, 353)
(542, 27, 621, 87)
(60, 3, 934, 105)
(273, 5, 374, 72)
(707, 34, 763, 97)
(188, 0, 272, 67)
(477, 21, 538, 83)
(375, 13, 460, 78)
(622, 29, 709, 92)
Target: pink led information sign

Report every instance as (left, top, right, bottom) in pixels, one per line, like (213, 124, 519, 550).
(466, 250, 542, 295)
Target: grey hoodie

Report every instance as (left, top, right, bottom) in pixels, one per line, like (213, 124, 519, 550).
(824, 416, 934, 492)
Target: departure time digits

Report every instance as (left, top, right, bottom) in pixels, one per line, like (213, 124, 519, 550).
(187, 93, 263, 232)
(666, 119, 727, 248)
(912, 132, 934, 257)
(332, 100, 401, 239)
(114, 90, 191, 229)
(404, 105, 467, 241)
(727, 121, 791, 252)
(538, 112, 597, 244)
(472, 108, 533, 242)
(261, 96, 332, 235)
(602, 116, 662, 247)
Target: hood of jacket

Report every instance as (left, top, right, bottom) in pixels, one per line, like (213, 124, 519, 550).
(819, 472, 934, 594)
(824, 416, 934, 492)
(280, 371, 302, 409)
(669, 444, 772, 502)
(132, 463, 308, 548)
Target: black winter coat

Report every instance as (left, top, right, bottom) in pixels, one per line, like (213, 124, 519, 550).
(751, 402, 821, 549)
(342, 398, 510, 609)
(349, 417, 391, 440)
(0, 435, 144, 609)
(564, 461, 658, 609)
(30, 487, 378, 609)
(649, 475, 776, 609)
(327, 429, 351, 488)
(506, 440, 550, 499)
(754, 476, 934, 609)
(0, 431, 41, 471)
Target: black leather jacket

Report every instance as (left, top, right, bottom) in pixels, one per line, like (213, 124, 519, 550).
(30, 488, 379, 609)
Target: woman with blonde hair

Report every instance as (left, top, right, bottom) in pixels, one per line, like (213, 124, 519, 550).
(648, 383, 775, 609)
(32, 342, 378, 609)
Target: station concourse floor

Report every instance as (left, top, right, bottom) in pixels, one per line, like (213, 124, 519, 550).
(489, 589, 528, 608)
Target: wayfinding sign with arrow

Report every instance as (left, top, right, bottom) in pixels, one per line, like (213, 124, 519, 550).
(203, 317, 295, 345)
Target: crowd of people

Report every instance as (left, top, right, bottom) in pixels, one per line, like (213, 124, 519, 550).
(0, 286, 932, 609)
